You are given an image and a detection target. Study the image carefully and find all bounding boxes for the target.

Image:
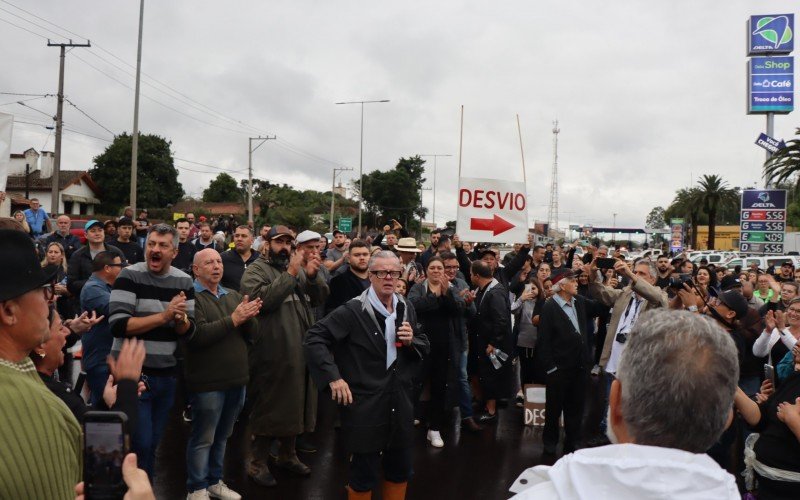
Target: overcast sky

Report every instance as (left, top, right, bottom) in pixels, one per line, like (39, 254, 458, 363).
(1, 0, 797, 229)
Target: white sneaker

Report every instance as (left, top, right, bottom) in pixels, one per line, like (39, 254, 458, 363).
(187, 489, 210, 500)
(427, 430, 444, 448)
(207, 481, 241, 500)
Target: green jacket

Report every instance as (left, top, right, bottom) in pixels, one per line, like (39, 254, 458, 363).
(240, 256, 329, 436)
(184, 286, 258, 393)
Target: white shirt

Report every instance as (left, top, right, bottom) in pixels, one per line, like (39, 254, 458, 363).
(752, 327, 798, 363)
(606, 294, 643, 374)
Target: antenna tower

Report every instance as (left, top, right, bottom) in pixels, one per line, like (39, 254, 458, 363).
(547, 120, 560, 236)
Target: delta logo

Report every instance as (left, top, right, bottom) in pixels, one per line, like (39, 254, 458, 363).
(751, 192, 777, 208)
(752, 15, 793, 51)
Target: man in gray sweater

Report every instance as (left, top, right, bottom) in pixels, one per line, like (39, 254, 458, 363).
(185, 248, 261, 499)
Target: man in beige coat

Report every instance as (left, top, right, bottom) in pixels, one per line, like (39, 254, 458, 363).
(584, 258, 668, 442)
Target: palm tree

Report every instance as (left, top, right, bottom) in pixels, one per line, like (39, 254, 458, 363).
(697, 175, 738, 250)
(764, 128, 800, 187)
(665, 187, 703, 249)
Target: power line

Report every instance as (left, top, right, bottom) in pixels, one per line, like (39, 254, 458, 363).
(0, 91, 50, 97)
(0, 0, 84, 41)
(0, 5, 73, 42)
(0, 95, 49, 107)
(64, 98, 115, 136)
(0, 15, 49, 40)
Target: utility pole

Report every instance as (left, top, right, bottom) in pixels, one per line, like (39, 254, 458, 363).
(48, 39, 90, 215)
(330, 166, 353, 232)
(419, 154, 452, 228)
(419, 186, 432, 239)
(248, 136, 276, 225)
(129, 0, 144, 216)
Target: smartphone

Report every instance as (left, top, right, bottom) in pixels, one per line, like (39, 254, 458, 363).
(83, 411, 130, 499)
(596, 257, 617, 269)
(74, 371, 87, 395)
(764, 364, 776, 388)
(524, 283, 533, 295)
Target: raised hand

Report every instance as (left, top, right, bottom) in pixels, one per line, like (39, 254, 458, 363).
(765, 310, 777, 331)
(107, 338, 146, 382)
(232, 295, 263, 326)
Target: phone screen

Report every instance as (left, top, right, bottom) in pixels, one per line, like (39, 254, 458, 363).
(84, 421, 125, 490)
(596, 257, 617, 269)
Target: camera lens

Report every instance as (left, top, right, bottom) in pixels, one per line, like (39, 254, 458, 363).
(616, 333, 627, 344)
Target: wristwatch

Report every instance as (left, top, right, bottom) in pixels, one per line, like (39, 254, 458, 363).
(687, 305, 698, 312)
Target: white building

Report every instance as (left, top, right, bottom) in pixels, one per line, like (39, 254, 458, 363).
(4, 148, 101, 215)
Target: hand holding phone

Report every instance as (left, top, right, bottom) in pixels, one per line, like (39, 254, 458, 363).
(83, 411, 130, 498)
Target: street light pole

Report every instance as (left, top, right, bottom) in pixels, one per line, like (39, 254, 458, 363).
(335, 99, 390, 237)
(419, 154, 452, 228)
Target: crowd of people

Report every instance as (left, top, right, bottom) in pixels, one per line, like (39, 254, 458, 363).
(2, 208, 800, 499)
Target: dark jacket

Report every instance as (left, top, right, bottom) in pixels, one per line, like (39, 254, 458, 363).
(469, 279, 512, 353)
(111, 238, 143, 265)
(39, 372, 139, 429)
(304, 290, 429, 453)
(325, 269, 370, 315)
(173, 240, 197, 275)
(537, 294, 602, 372)
(45, 231, 82, 259)
(184, 285, 258, 393)
(220, 249, 259, 292)
(67, 243, 125, 296)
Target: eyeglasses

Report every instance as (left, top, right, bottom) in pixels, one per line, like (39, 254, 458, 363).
(444, 266, 459, 270)
(42, 282, 55, 302)
(787, 308, 800, 314)
(106, 263, 127, 268)
(370, 270, 402, 279)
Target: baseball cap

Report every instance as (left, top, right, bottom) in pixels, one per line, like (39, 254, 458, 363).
(551, 268, 575, 286)
(296, 230, 321, 245)
(84, 220, 103, 231)
(717, 290, 749, 319)
(267, 225, 293, 241)
(719, 275, 742, 291)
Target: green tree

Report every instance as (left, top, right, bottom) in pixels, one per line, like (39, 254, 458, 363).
(697, 174, 738, 250)
(645, 206, 666, 229)
(764, 127, 800, 187)
(357, 155, 427, 233)
(203, 173, 243, 203)
(90, 133, 183, 213)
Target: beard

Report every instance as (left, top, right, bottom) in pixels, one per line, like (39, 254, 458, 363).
(268, 248, 290, 268)
(605, 407, 619, 445)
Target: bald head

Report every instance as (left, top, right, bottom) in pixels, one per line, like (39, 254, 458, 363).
(192, 248, 223, 288)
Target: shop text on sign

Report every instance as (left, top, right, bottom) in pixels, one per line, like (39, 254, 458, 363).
(456, 176, 529, 243)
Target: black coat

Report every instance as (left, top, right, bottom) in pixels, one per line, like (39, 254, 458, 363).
(220, 249, 259, 292)
(537, 294, 602, 372)
(67, 243, 125, 296)
(304, 291, 430, 454)
(325, 270, 370, 315)
(468, 280, 513, 400)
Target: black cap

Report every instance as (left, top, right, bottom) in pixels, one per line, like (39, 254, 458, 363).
(0, 229, 59, 301)
(332, 229, 344, 237)
(267, 225, 293, 241)
(720, 275, 742, 291)
(717, 290, 749, 319)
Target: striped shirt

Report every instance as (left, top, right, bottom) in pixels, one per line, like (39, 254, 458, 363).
(109, 262, 195, 373)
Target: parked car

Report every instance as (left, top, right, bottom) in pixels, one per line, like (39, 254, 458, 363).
(725, 255, 800, 272)
(44, 217, 89, 244)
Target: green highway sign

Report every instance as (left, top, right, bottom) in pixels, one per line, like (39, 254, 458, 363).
(338, 217, 352, 233)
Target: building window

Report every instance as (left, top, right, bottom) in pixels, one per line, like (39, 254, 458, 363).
(79, 203, 87, 215)
(63, 201, 74, 214)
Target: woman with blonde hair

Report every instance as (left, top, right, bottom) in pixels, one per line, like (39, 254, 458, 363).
(12, 209, 31, 235)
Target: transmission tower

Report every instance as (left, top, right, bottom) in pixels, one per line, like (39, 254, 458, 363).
(546, 120, 560, 236)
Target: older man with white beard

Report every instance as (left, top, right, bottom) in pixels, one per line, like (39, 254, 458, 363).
(510, 310, 741, 500)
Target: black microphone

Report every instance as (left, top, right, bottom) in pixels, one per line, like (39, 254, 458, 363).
(394, 300, 406, 348)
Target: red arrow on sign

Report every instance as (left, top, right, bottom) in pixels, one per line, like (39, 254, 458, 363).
(470, 214, 515, 236)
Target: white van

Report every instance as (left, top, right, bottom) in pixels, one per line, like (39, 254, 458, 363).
(725, 255, 800, 272)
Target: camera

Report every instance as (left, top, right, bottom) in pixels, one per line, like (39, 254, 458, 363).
(668, 273, 694, 290)
(615, 332, 628, 344)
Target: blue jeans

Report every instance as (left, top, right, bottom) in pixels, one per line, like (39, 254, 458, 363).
(186, 386, 246, 492)
(599, 372, 615, 433)
(458, 350, 474, 419)
(85, 365, 110, 407)
(133, 375, 177, 478)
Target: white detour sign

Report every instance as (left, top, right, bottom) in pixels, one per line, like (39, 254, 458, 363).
(457, 176, 529, 243)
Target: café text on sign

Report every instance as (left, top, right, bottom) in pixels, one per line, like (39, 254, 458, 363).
(456, 177, 529, 243)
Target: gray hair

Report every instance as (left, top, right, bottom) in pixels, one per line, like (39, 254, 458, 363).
(147, 223, 179, 248)
(634, 260, 657, 279)
(368, 250, 401, 270)
(616, 310, 739, 453)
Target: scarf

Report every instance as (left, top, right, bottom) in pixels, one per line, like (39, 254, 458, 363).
(367, 286, 398, 368)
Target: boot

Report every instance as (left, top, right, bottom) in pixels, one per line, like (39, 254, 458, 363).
(382, 480, 407, 500)
(346, 485, 372, 500)
(461, 417, 484, 433)
(248, 436, 277, 487)
(273, 436, 311, 476)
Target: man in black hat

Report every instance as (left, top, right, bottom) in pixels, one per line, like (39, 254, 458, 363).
(0, 229, 82, 499)
(776, 261, 796, 283)
(537, 267, 602, 454)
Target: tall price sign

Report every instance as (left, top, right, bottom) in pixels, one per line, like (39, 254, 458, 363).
(740, 189, 787, 254)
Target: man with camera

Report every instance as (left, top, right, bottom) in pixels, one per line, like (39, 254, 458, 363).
(585, 258, 668, 442)
(240, 226, 329, 487)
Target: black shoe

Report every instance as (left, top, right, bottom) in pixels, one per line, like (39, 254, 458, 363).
(461, 417, 484, 432)
(296, 435, 317, 454)
(475, 412, 497, 424)
(248, 461, 277, 487)
(273, 456, 311, 476)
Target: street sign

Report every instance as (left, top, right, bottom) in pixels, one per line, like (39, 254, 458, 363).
(669, 218, 684, 253)
(748, 56, 794, 114)
(755, 132, 787, 153)
(748, 14, 794, 55)
(740, 189, 787, 253)
(338, 217, 352, 233)
(456, 176, 528, 243)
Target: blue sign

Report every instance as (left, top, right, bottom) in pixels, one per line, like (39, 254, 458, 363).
(748, 14, 794, 55)
(748, 56, 794, 114)
(755, 132, 787, 153)
(741, 189, 787, 210)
